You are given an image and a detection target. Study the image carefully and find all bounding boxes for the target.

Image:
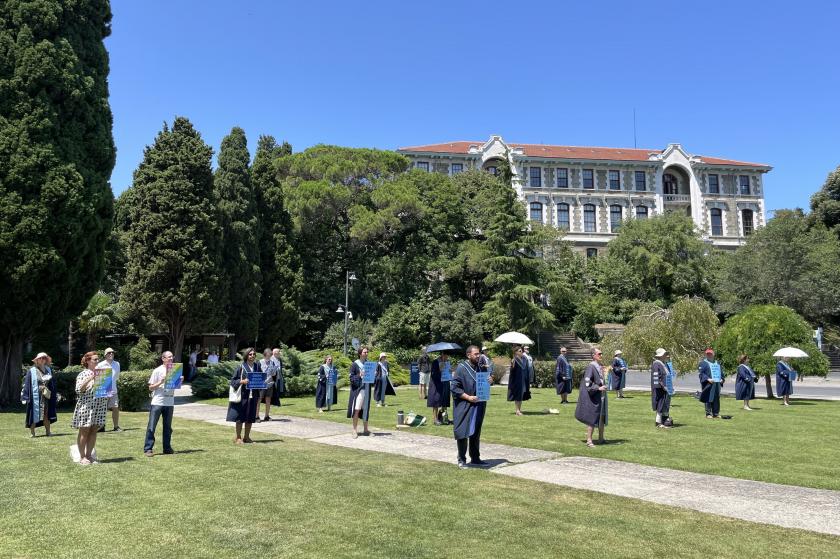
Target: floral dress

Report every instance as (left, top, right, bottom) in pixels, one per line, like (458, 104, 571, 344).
(71, 369, 108, 428)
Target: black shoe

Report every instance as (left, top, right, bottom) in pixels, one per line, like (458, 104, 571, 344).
(469, 459, 488, 466)
(457, 460, 468, 469)
(113, 427, 123, 432)
(263, 416, 271, 422)
(163, 449, 174, 455)
(98, 427, 106, 433)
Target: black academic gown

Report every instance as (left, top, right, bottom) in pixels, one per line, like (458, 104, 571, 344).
(271, 358, 285, 406)
(555, 355, 573, 395)
(507, 357, 531, 402)
(427, 359, 451, 408)
(315, 365, 338, 408)
(450, 361, 487, 441)
(776, 361, 794, 396)
(735, 364, 757, 401)
(650, 360, 670, 414)
(610, 358, 627, 390)
(346, 360, 371, 419)
(226, 361, 261, 423)
(575, 361, 604, 427)
(22, 367, 57, 428)
(698, 360, 725, 403)
(373, 362, 397, 403)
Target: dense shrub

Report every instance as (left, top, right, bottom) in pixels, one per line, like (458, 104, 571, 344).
(191, 361, 239, 399)
(53, 371, 79, 405)
(130, 336, 160, 370)
(532, 359, 586, 389)
(284, 375, 318, 397)
(118, 371, 154, 411)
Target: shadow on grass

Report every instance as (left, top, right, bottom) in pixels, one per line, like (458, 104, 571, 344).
(99, 457, 136, 463)
(249, 439, 284, 444)
(583, 439, 630, 446)
(171, 449, 206, 455)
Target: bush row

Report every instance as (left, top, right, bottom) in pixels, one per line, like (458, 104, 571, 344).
(50, 369, 154, 412)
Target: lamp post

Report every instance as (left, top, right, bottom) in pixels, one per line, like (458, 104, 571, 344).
(337, 271, 357, 356)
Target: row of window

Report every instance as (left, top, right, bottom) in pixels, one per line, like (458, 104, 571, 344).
(530, 167, 648, 191)
(708, 208, 755, 236)
(413, 161, 464, 175)
(707, 174, 751, 195)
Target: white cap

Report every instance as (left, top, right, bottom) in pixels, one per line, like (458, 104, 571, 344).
(104, 347, 115, 355)
(655, 348, 667, 357)
(614, 350, 622, 356)
(34, 352, 49, 360)
(379, 352, 387, 359)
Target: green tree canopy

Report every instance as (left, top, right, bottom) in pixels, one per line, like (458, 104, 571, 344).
(810, 165, 840, 231)
(77, 291, 117, 351)
(0, 0, 115, 404)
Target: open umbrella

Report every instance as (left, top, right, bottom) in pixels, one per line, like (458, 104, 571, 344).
(773, 347, 809, 358)
(494, 331, 535, 345)
(426, 342, 462, 353)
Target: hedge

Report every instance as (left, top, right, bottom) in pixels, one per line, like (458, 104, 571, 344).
(50, 369, 154, 412)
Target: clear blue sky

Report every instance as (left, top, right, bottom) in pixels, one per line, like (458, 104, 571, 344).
(107, 0, 840, 215)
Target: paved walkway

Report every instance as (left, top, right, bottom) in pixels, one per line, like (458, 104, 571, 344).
(173, 399, 840, 537)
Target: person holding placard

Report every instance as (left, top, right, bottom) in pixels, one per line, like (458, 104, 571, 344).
(651, 348, 672, 429)
(227, 347, 261, 444)
(451, 345, 492, 468)
(257, 348, 277, 421)
(374, 352, 396, 407)
(507, 345, 530, 416)
(22, 352, 57, 438)
(611, 350, 627, 398)
(736, 354, 758, 410)
(316, 355, 338, 412)
(347, 347, 372, 438)
(427, 352, 452, 425)
(270, 348, 286, 408)
(574, 347, 607, 447)
(554, 347, 573, 404)
(698, 348, 725, 419)
(144, 351, 177, 456)
(71, 352, 107, 465)
(96, 348, 122, 432)
(776, 357, 795, 406)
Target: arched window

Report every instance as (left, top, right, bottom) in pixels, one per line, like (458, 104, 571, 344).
(742, 209, 754, 236)
(529, 202, 543, 223)
(610, 205, 623, 232)
(583, 204, 596, 232)
(635, 205, 648, 219)
(486, 166, 497, 176)
(664, 173, 678, 195)
(557, 203, 570, 230)
(710, 208, 723, 236)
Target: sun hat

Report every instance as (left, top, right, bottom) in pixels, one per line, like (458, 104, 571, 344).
(104, 347, 115, 355)
(614, 350, 622, 356)
(379, 352, 387, 359)
(655, 348, 667, 357)
(34, 352, 48, 360)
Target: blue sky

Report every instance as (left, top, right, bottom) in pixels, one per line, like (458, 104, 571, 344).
(107, 0, 840, 215)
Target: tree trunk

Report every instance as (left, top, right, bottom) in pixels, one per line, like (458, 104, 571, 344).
(169, 315, 186, 364)
(764, 373, 775, 399)
(67, 321, 75, 368)
(227, 336, 239, 360)
(0, 337, 24, 408)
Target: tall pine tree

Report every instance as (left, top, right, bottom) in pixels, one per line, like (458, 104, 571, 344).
(121, 117, 223, 359)
(0, 0, 115, 404)
(252, 136, 302, 345)
(214, 127, 261, 353)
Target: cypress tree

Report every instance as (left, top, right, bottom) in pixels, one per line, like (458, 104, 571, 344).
(0, 0, 115, 404)
(214, 127, 261, 354)
(121, 117, 223, 359)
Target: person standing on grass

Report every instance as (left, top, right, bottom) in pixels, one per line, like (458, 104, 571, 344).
(96, 348, 122, 432)
(507, 345, 531, 416)
(271, 348, 286, 408)
(451, 345, 491, 469)
(611, 350, 627, 399)
(698, 348, 725, 419)
(523, 346, 535, 385)
(555, 347, 573, 404)
(427, 351, 452, 425)
(316, 355, 338, 412)
(22, 352, 57, 438)
(651, 348, 672, 429)
(71, 352, 108, 465)
(227, 348, 261, 444)
(374, 352, 396, 407)
(347, 347, 372, 438)
(575, 347, 606, 447)
(144, 351, 177, 457)
(776, 357, 795, 406)
(736, 354, 758, 410)
(418, 347, 431, 399)
(257, 348, 277, 422)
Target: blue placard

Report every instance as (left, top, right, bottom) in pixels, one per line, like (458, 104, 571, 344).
(789, 370, 798, 382)
(709, 361, 722, 382)
(248, 372, 267, 390)
(441, 362, 452, 382)
(665, 362, 676, 396)
(476, 372, 491, 402)
(363, 361, 377, 384)
(327, 369, 337, 386)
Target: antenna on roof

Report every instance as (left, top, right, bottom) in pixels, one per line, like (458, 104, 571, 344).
(633, 108, 637, 149)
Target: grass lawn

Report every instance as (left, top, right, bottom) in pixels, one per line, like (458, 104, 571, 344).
(203, 386, 840, 490)
(1, 410, 838, 558)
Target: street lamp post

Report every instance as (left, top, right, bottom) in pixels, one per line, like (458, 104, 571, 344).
(337, 271, 357, 356)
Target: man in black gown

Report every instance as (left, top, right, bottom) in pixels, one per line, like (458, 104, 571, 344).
(451, 345, 491, 468)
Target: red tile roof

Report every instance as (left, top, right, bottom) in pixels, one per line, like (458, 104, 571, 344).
(397, 141, 768, 168)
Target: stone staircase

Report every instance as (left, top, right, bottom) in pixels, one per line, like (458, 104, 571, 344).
(823, 345, 840, 374)
(537, 331, 592, 362)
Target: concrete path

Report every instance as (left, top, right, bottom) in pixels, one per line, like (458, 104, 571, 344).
(173, 400, 840, 537)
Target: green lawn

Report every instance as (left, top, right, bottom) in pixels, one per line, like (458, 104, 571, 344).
(203, 386, 840, 490)
(1, 411, 838, 558)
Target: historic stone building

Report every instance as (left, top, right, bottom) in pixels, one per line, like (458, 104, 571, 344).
(397, 136, 770, 255)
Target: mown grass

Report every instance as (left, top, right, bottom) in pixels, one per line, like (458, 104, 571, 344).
(1, 410, 838, 558)
(203, 386, 840, 490)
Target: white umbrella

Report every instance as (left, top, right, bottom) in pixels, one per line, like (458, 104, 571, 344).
(773, 347, 809, 358)
(494, 331, 535, 345)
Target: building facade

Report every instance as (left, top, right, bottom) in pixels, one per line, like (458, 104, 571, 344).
(397, 136, 770, 254)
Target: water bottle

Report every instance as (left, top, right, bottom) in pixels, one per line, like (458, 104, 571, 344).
(397, 410, 404, 425)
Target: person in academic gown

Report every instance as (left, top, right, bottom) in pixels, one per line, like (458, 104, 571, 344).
(227, 347, 262, 444)
(776, 357, 795, 406)
(427, 352, 452, 425)
(315, 355, 338, 412)
(374, 352, 397, 407)
(735, 354, 758, 410)
(22, 352, 57, 437)
(554, 347, 573, 404)
(650, 348, 671, 428)
(270, 348, 286, 407)
(507, 345, 531, 416)
(575, 348, 607, 447)
(347, 347, 372, 437)
(611, 350, 627, 398)
(451, 345, 492, 468)
(698, 348, 725, 418)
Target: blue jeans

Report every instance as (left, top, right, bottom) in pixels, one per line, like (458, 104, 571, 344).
(144, 405, 173, 452)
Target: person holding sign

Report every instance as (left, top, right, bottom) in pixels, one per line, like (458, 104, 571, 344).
(427, 352, 452, 425)
(144, 351, 177, 457)
(22, 352, 57, 438)
(96, 348, 122, 432)
(776, 357, 795, 406)
(651, 349, 672, 429)
(227, 348, 261, 444)
(347, 347, 372, 438)
(611, 350, 627, 398)
(555, 347, 573, 404)
(507, 345, 530, 416)
(698, 348, 725, 419)
(451, 345, 492, 468)
(71, 352, 108, 465)
(374, 352, 396, 407)
(574, 347, 607, 447)
(316, 355, 338, 412)
(736, 354, 758, 410)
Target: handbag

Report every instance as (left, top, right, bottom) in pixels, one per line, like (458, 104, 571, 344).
(228, 366, 244, 403)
